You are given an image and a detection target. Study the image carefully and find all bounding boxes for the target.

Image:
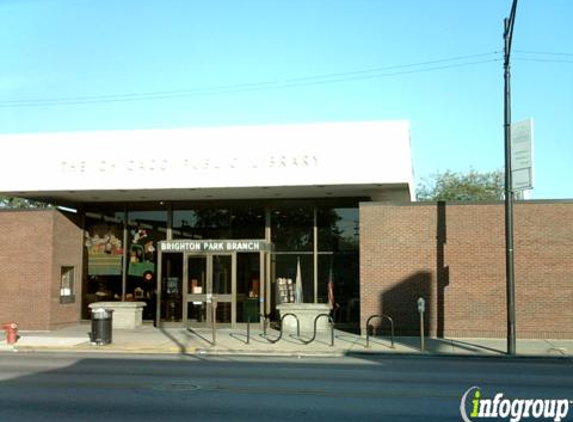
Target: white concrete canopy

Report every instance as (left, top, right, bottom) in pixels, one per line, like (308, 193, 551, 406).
(0, 121, 414, 204)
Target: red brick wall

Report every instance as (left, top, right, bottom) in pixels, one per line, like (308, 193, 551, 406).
(360, 201, 573, 339)
(0, 210, 82, 330)
(50, 211, 83, 328)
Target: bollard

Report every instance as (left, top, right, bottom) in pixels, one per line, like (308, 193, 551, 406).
(417, 297, 425, 352)
(211, 300, 217, 346)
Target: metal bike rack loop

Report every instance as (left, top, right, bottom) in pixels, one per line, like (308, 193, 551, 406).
(264, 313, 300, 344)
(300, 313, 334, 347)
(246, 313, 269, 345)
(365, 314, 395, 349)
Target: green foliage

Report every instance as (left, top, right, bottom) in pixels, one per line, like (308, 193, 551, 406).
(0, 196, 51, 209)
(416, 169, 504, 202)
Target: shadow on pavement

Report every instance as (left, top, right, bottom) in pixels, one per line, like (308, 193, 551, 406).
(158, 328, 194, 355)
(185, 328, 214, 346)
(436, 338, 505, 355)
(335, 333, 397, 350)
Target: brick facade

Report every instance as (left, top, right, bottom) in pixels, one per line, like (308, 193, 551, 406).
(0, 210, 83, 330)
(2, 202, 571, 337)
(360, 201, 573, 339)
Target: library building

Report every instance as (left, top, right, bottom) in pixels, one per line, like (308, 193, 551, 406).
(0, 121, 571, 339)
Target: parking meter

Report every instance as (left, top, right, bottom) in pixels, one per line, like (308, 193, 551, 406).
(417, 297, 425, 314)
(417, 297, 426, 351)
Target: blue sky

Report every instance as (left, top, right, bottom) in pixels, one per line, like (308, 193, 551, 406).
(1, 0, 571, 199)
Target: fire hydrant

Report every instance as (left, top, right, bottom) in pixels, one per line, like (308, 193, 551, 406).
(2, 322, 19, 345)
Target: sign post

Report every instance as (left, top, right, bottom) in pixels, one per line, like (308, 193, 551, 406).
(503, 0, 519, 356)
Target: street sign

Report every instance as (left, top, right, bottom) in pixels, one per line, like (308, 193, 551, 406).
(511, 118, 534, 191)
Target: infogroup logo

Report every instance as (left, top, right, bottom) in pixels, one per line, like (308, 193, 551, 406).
(460, 386, 571, 422)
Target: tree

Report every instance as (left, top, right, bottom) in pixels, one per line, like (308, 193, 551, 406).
(0, 196, 51, 209)
(416, 169, 504, 202)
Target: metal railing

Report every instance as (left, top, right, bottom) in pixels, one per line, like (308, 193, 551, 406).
(264, 313, 300, 344)
(246, 313, 269, 345)
(365, 314, 395, 348)
(300, 313, 334, 347)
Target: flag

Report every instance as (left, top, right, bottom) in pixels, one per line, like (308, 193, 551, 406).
(327, 265, 335, 310)
(295, 257, 303, 303)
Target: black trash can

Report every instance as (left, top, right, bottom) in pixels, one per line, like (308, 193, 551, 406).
(90, 308, 113, 345)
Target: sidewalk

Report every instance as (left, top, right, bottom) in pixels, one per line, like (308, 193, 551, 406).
(1, 323, 571, 358)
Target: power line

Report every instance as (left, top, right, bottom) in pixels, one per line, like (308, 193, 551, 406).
(0, 52, 501, 108)
(514, 49, 573, 57)
(513, 50, 573, 63)
(514, 58, 573, 64)
(1, 58, 502, 108)
(1, 52, 500, 106)
(2, 50, 570, 109)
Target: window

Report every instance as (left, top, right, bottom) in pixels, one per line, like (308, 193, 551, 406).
(173, 208, 231, 240)
(60, 266, 75, 304)
(84, 209, 124, 310)
(317, 207, 359, 251)
(271, 205, 313, 252)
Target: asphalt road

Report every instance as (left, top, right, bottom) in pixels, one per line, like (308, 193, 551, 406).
(0, 352, 572, 422)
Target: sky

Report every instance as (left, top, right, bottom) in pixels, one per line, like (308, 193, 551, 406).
(1, 0, 571, 199)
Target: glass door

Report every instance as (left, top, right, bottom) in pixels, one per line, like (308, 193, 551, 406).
(211, 254, 234, 325)
(185, 253, 235, 327)
(185, 256, 208, 324)
(160, 253, 183, 324)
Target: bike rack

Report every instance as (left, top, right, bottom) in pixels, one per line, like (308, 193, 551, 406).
(331, 303, 340, 323)
(300, 313, 334, 347)
(246, 313, 269, 345)
(264, 313, 300, 344)
(365, 314, 395, 348)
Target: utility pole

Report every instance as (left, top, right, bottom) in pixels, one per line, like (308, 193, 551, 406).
(504, 0, 518, 356)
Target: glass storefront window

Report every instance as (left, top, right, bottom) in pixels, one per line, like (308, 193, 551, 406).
(317, 206, 359, 327)
(230, 206, 265, 239)
(173, 206, 264, 240)
(81, 199, 360, 329)
(83, 209, 124, 318)
(237, 253, 260, 323)
(317, 252, 360, 325)
(317, 207, 359, 252)
(127, 210, 167, 318)
(273, 253, 313, 303)
(173, 208, 231, 239)
(271, 205, 313, 252)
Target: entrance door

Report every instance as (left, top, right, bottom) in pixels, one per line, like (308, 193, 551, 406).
(156, 246, 271, 327)
(185, 254, 235, 327)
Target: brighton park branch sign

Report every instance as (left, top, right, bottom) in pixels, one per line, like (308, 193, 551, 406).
(159, 240, 271, 253)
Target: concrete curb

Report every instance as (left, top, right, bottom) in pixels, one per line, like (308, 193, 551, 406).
(4, 328, 571, 360)
(4, 343, 571, 361)
(345, 350, 573, 361)
(9, 345, 190, 355)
